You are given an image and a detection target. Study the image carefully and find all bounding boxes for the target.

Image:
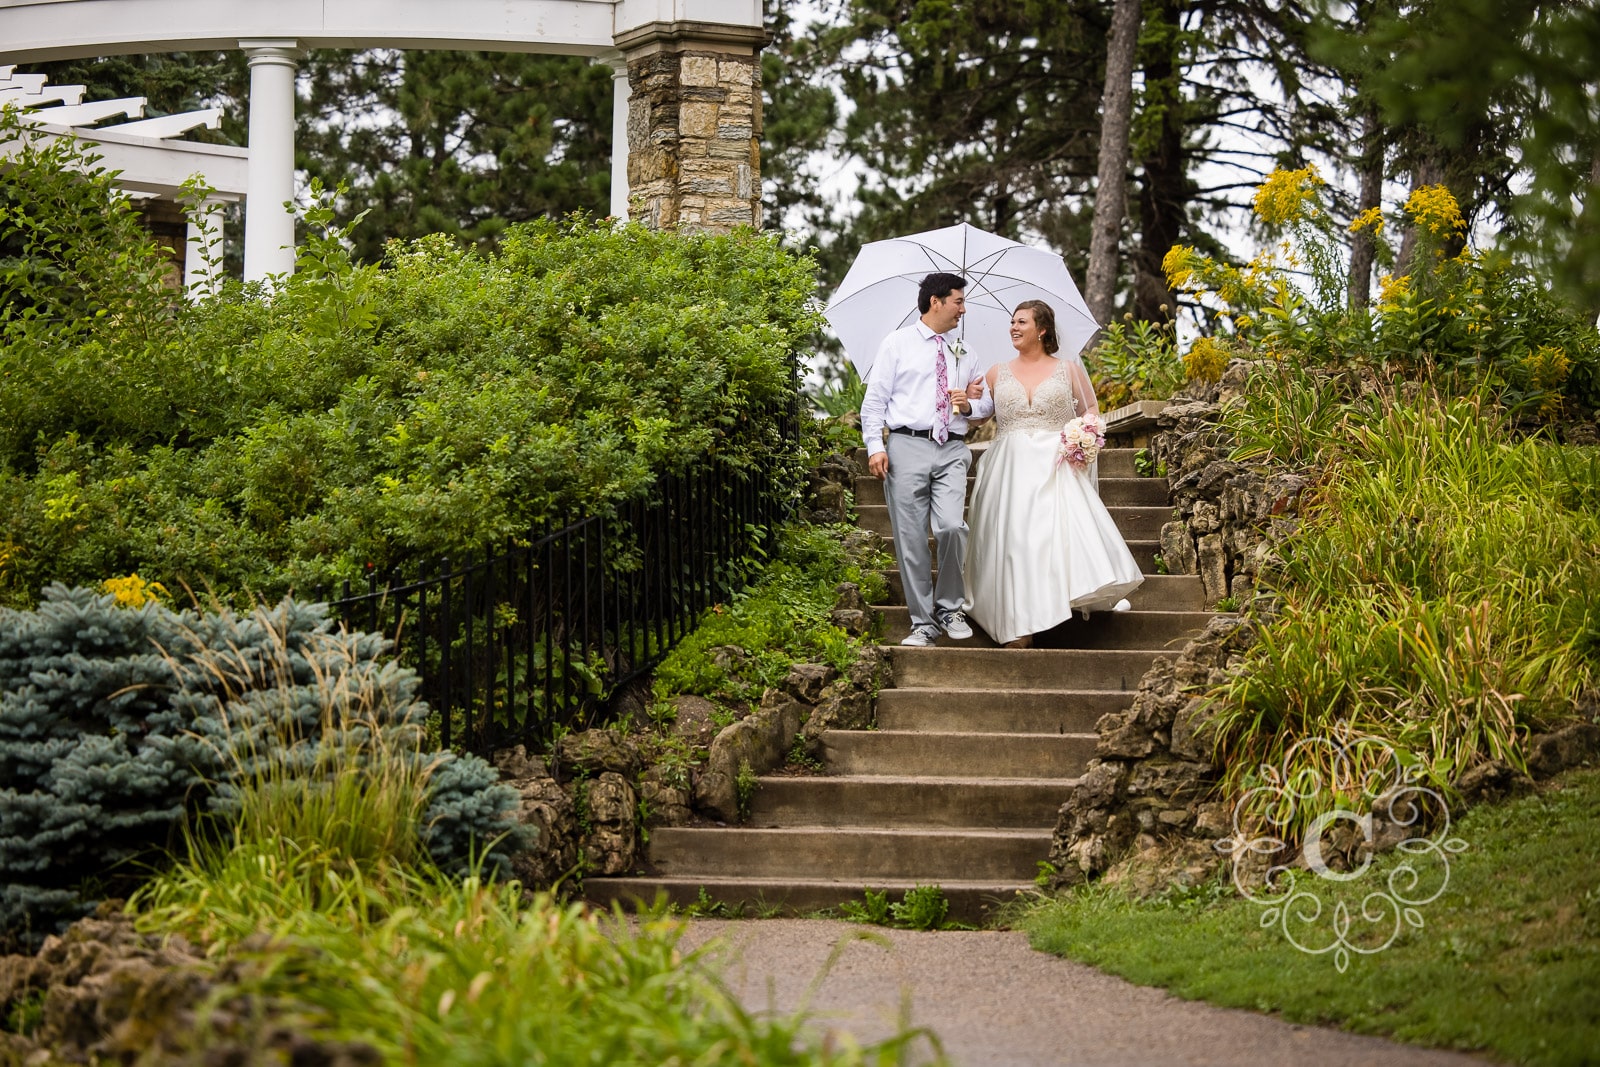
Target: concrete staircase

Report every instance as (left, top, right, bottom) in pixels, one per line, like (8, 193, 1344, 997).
(586, 445, 1214, 920)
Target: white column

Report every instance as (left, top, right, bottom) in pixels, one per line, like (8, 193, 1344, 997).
(594, 50, 631, 221)
(240, 39, 298, 282)
(184, 198, 226, 296)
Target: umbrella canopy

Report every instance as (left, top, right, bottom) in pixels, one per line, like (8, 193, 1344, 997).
(823, 222, 1100, 378)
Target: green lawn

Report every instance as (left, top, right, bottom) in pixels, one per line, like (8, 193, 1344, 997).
(1018, 768, 1600, 1066)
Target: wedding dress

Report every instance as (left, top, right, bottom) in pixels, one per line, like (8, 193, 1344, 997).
(962, 358, 1144, 645)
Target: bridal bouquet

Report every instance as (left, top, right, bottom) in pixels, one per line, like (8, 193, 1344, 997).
(1056, 413, 1107, 468)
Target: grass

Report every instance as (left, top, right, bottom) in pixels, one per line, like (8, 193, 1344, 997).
(1016, 768, 1600, 1066)
(1208, 389, 1600, 839)
(139, 848, 932, 1065)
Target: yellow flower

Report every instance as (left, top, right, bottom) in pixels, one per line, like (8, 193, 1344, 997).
(101, 574, 169, 608)
(1162, 245, 1199, 288)
(1404, 185, 1465, 236)
(1522, 345, 1572, 391)
(1252, 166, 1326, 226)
(1377, 273, 1410, 307)
(1183, 337, 1230, 383)
(1348, 207, 1384, 235)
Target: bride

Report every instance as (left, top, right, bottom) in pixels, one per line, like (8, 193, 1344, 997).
(962, 300, 1144, 648)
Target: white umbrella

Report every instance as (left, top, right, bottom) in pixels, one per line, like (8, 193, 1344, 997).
(824, 222, 1100, 378)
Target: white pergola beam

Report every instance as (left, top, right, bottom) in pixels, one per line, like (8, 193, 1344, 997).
(0, 0, 625, 61)
(0, 72, 47, 92)
(0, 84, 86, 106)
(30, 97, 146, 125)
(101, 107, 221, 138)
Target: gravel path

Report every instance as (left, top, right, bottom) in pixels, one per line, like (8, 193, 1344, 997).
(680, 919, 1494, 1067)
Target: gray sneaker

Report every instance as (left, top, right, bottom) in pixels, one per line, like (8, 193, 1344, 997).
(900, 624, 941, 647)
(938, 610, 974, 640)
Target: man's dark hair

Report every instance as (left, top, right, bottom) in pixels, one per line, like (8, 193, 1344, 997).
(918, 272, 969, 314)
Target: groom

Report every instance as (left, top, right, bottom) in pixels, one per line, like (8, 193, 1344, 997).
(859, 272, 992, 647)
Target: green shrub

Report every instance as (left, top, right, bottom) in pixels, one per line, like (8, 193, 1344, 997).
(0, 118, 816, 605)
(1086, 318, 1188, 408)
(0, 586, 523, 947)
(650, 524, 890, 708)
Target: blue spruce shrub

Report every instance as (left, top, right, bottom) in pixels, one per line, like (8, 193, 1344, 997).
(0, 585, 526, 948)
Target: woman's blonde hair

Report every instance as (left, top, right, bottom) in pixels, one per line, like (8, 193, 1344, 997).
(1014, 300, 1060, 354)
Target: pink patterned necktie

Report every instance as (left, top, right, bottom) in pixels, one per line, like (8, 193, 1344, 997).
(934, 333, 950, 445)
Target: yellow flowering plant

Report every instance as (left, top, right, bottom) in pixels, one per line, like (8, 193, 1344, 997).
(1161, 169, 1600, 416)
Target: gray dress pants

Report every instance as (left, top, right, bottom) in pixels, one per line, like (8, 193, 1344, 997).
(883, 433, 971, 629)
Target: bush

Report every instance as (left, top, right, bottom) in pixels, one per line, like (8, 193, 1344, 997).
(0, 113, 816, 605)
(649, 523, 890, 709)
(0, 586, 524, 947)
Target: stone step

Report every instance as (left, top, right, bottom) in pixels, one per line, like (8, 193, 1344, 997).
(852, 445, 1140, 479)
(890, 646, 1159, 691)
(745, 773, 1080, 827)
(876, 688, 1128, 734)
(855, 503, 1172, 542)
(644, 825, 1052, 882)
(878, 606, 1215, 650)
(821, 730, 1097, 779)
(584, 875, 1031, 924)
(884, 535, 1163, 574)
(852, 474, 1170, 509)
(885, 570, 1202, 610)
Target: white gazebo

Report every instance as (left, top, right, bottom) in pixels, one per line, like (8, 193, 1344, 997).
(0, 1, 768, 280)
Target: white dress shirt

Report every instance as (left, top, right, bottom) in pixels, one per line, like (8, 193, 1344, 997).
(860, 321, 996, 456)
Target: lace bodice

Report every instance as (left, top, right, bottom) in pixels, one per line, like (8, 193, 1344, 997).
(993, 359, 1079, 436)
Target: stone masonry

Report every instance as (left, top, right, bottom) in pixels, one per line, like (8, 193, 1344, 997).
(626, 48, 762, 231)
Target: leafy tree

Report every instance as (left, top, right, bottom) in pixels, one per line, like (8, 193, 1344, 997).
(1316, 0, 1600, 318)
(804, 0, 1112, 287)
(787, 0, 1350, 321)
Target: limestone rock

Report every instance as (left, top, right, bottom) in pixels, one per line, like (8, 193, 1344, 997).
(802, 679, 874, 751)
(830, 608, 871, 636)
(1197, 532, 1228, 605)
(1453, 759, 1534, 806)
(503, 771, 579, 891)
(784, 661, 839, 703)
(584, 772, 638, 876)
(1127, 760, 1213, 803)
(638, 767, 694, 828)
(669, 694, 721, 749)
(1526, 722, 1600, 779)
(492, 744, 549, 780)
(695, 690, 806, 822)
(1169, 696, 1220, 762)
(1159, 521, 1198, 576)
(554, 728, 640, 781)
(846, 644, 892, 692)
(833, 581, 869, 614)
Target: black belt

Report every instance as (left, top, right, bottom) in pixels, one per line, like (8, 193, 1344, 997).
(889, 426, 964, 441)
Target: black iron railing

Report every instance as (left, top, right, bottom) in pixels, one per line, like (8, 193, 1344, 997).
(322, 458, 792, 754)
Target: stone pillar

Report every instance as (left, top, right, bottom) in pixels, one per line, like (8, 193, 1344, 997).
(240, 39, 298, 282)
(593, 50, 631, 220)
(184, 198, 227, 296)
(617, 26, 765, 232)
